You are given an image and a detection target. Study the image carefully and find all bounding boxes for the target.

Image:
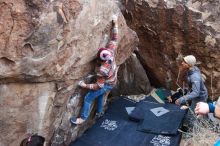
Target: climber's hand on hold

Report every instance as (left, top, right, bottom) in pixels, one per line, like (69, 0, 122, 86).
(112, 14, 118, 24)
(78, 80, 87, 88)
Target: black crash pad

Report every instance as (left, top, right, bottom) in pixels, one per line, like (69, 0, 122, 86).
(129, 101, 187, 135)
(69, 97, 181, 146)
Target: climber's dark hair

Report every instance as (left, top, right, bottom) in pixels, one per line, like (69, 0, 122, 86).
(20, 134, 45, 146)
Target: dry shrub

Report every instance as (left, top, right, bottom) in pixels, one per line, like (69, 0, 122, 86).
(181, 114, 219, 146)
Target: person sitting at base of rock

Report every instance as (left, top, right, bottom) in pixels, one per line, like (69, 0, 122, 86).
(70, 15, 119, 125)
(20, 134, 45, 146)
(171, 55, 208, 129)
(175, 55, 208, 109)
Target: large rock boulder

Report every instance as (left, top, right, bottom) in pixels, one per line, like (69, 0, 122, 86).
(121, 0, 220, 98)
(0, 0, 138, 145)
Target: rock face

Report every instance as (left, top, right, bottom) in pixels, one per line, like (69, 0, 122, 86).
(0, 0, 139, 145)
(121, 0, 220, 98)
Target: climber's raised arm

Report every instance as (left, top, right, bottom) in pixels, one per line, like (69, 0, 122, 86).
(107, 15, 118, 52)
